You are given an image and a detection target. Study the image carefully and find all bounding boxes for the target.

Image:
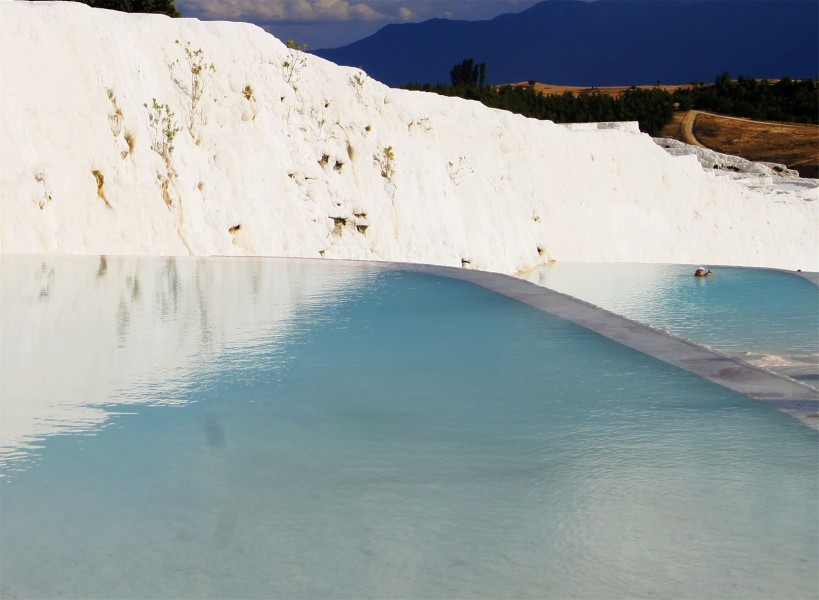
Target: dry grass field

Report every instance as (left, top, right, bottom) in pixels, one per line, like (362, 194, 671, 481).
(518, 82, 686, 98)
(514, 82, 818, 179)
(660, 111, 818, 178)
(690, 112, 818, 178)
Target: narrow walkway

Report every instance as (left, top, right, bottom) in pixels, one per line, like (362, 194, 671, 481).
(398, 262, 819, 430)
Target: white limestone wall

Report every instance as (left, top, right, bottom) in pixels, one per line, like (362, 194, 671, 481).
(1, 1, 816, 272)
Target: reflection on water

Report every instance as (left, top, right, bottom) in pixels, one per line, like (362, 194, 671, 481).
(0, 255, 379, 470)
(521, 263, 819, 384)
(1, 256, 817, 599)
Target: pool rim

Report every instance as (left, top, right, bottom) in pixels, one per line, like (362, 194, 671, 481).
(5, 253, 818, 430)
(400, 260, 819, 430)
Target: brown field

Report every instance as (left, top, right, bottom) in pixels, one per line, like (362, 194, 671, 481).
(662, 111, 819, 178)
(691, 113, 818, 178)
(659, 111, 688, 139)
(512, 82, 818, 179)
(511, 82, 689, 98)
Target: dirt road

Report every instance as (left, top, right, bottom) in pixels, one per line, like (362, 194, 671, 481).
(680, 110, 705, 146)
(667, 110, 818, 177)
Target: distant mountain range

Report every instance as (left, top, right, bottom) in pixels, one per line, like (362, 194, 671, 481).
(313, 0, 819, 87)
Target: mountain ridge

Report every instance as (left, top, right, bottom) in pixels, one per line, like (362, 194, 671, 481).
(313, 0, 819, 87)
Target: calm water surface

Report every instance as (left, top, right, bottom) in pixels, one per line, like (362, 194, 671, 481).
(521, 263, 818, 354)
(1, 256, 817, 599)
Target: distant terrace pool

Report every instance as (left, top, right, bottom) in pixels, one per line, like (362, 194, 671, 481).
(520, 262, 819, 386)
(1, 255, 816, 599)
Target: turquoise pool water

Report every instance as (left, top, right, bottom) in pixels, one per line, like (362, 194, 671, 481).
(521, 263, 819, 383)
(1, 256, 817, 599)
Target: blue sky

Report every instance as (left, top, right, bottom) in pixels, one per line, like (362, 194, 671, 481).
(176, 0, 541, 49)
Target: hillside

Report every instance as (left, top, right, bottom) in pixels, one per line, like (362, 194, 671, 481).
(684, 112, 819, 179)
(313, 0, 818, 87)
(513, 83, 818, 178)
(1, 1, 816, 272)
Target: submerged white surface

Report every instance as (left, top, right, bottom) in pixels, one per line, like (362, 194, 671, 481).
(2, 256, 817, 599)
(1, 1, 817, 272)
(0, 255, 378, 470)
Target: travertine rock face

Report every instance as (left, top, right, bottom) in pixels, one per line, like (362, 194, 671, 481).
(654, 137, 804, 179)
(2, 1, 816, 271)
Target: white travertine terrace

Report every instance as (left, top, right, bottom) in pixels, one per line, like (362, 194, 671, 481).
(1, 1, 816, 272)
(2, 1, 818, 466)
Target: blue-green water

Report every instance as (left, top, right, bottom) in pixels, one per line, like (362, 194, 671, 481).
(1, 256, 817, 599)
(521, 263, 819, 354)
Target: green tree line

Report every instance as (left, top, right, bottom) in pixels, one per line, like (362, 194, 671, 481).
(403, 82, 673, 136)
(403, 59, 673, 135)
(62, 0, 180, 17)
(673, 73, 818, 124)
(403, 61, 818, 135)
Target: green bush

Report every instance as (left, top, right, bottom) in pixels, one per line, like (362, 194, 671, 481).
(672, 74, 818, 124)
(64, 0, 181, 17)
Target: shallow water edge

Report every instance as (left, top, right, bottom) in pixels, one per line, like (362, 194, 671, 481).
(397, 261, 819, 430)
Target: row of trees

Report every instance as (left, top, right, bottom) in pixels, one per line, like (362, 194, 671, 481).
(402, 83, 674, 136)
(403, 60, 674, 136)
(404, 61, 818, 135)
(403, 81, 674, 136)
(450, 58, 487, 88)
(673, 73, 818, 123)
(64, 0, 181, 17)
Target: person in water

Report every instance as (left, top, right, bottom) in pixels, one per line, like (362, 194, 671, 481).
(694, 267, 713, 277)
